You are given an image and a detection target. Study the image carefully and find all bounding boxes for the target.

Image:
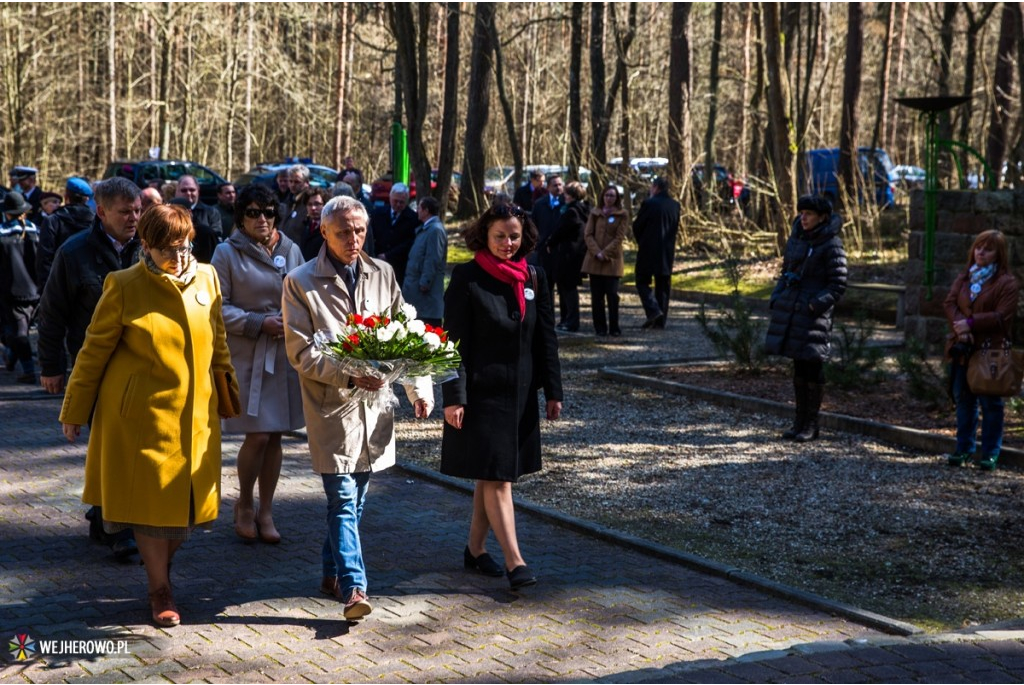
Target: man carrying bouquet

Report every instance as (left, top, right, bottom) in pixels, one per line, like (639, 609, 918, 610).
(282, 195, 433, 622)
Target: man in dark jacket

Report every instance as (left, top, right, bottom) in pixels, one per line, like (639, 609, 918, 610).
(369, 182, 418, 285)
(546, 181, 590, 332)
(37, 176, 142, 562)
(214, 182, 236, 237)
(632, 176, 681, 329)
(36, 177, 95, 289)
(175, 175, 222, 259)
(529, 174, 565, 305)
(513, 170, 545, 211)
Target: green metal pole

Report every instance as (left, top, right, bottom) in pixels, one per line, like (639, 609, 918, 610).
(391, 122, 409, 186)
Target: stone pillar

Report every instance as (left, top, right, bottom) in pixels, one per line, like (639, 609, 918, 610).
(904, 189, 1024, 350)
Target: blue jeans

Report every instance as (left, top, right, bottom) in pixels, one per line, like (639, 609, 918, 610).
(321, 472, 371, 593)
(951, 363, 1004, 457)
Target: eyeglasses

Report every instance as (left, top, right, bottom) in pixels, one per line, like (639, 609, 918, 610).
(161, 243, 192, 258)
(244, 208, 277, 220)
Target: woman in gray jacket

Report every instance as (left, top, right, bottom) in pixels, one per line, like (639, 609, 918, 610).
(212, 184, 305, 544)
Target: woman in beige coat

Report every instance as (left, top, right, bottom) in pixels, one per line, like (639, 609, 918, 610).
(581, 185, 629, 336)
(212, 184, 305, 544)
(60, 204, 235, 628)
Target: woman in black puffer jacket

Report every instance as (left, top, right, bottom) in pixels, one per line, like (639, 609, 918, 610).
(764, 195, 848, 442)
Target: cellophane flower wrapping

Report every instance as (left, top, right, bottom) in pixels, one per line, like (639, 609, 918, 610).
(313, 302, 461, 411)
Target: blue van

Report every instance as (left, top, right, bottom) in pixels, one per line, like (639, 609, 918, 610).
(799, 147, 896, 207)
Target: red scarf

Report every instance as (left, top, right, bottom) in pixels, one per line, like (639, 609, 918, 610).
(474, 250, 528, 320)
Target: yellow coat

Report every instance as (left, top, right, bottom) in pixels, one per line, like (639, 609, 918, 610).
(60, 261, 234, 528)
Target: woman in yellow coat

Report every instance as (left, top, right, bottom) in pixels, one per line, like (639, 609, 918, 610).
(60, 204, 236, 628)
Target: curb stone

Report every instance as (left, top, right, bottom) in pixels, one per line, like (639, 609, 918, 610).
(395, 460, 923, 638)
(599, 362, 1024, 468)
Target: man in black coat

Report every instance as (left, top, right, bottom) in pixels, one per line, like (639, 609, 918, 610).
(632, 176, 681, 329)
(37, 176, 142, 562)
(513, 169, 545, 211)
(528, 174, 565, 307)
(36, 177, 96, 289)
(369, 182, 418, 285)
(173, 174, 221, 262)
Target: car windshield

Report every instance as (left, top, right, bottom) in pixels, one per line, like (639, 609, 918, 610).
(485, 167, 514, 182)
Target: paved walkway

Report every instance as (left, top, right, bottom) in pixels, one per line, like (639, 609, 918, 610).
(1, 293, 1022, 683)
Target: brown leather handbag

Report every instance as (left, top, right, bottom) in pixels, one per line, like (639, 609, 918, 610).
(967, 341, 1024, 397)
(214, 370, 241, 418)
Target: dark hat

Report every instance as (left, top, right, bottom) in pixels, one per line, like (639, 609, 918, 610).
(39, 191, 62, 203)
(9, 165, 37, 180)
(2, 191, 31, 216)
(66, 176, 94, 197)
(796, 194, 832, 215)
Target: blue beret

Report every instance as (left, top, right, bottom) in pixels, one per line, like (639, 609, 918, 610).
(66, 177, 94, 197)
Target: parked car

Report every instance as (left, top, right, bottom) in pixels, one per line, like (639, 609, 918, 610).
(691, 163, 747, 209)
(799, 147, 896, 207)
(103, 160, 228, 205)
(483, 164, 592, 199)
(370, 169, 462, 206)
(234, 162, 344, 192)
(891, 164, 926, 190)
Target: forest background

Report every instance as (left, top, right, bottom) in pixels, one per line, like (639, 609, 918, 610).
(1, 2, 1022, 239)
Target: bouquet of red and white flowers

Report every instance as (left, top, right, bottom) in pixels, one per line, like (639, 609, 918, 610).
(313, 302, 460, 407)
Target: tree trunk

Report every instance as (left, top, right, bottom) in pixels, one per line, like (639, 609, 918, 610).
(667, 3, 692, 190)
(764, 2, 797, 242)
(332, 3, 348, 170)
(243, 2, 253, 170)
(456, 3, 496, 218)
(435, 2, 460, 208)
(870, 2, 896, 154)
(838, 2, 863, 205)
(108, 1, 116, 160)
(888, 2, 910, 153)
(747, 3, 766, 181)
(703, 3, 724, 213)
(389, 4, 431, 200)
(936, 3, 958, 153)
(562, 3, 583, 186)
(157, 2, 173, 159)
(986, 2, 1021, 185)
(490, 10, 524, 187)
(589, 2, 607, 176)
(959, 3, 998, 183)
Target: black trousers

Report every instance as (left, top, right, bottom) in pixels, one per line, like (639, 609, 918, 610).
(589, 275, 621, 334)
(555, 271, 581, 329)
(794, 359, 825, 384)
(635, 272, 671, 324)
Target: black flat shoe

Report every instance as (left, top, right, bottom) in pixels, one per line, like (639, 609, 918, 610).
(464, 546, 504, 577)
(507, 565, 537, 590)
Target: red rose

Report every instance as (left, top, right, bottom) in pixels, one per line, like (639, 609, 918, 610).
(350, 313, 364, 325)
(363, 316, 379, 328)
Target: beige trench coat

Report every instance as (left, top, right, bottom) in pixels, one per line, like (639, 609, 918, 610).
(282, 247, 432, 474)
(581, 207, 629, 277)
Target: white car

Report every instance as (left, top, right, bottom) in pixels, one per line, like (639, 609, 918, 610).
(892, 164, 926, 188)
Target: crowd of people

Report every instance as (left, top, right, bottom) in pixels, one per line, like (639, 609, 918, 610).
(1, 157, 1017, 630)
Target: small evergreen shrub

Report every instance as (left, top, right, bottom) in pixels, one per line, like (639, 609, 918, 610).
(825, 311, 885, 389)
(694, 259, 767, 373)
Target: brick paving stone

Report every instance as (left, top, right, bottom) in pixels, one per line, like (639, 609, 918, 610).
(719, 661, 791, 682)
(857, 663, 918, 681)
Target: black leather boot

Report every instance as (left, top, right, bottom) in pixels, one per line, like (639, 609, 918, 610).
(795, 382, 824, 443)
(782, 378, 807, 439)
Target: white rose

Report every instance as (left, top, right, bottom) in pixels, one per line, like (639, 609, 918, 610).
(406, 319, 426, 336)
(377, 322, 402, 342)
(423, 331, 442, 350)
(400, 302, 417, 320)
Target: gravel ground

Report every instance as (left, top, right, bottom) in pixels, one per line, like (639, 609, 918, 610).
(395, 290, 1024, 633)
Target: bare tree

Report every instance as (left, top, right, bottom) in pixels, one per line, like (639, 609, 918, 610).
(590, 2, 607, 175)
(958, 2, 998, 181)
(838, 3, 863, 203)
(490, 11, 524, 187)
(457, 3, 496, 218)
(702, 3, 724, 212)
(389, 3, 432, 200)
(764, 2, 797, 240)
(987, 1, 1021, 184)
(434, 1, 460, 208)
(667, 3, 693, 188)
(870, 3, 896, 154)
(568, 3, 584, 183)
(332, 2, 348, 170)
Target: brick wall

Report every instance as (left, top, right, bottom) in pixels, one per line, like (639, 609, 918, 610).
(904, 189, 1024, 349)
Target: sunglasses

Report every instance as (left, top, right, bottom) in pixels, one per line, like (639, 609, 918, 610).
(244, 208, 277, 220)
(160, 243, 193, 258)
(490, 203, 527, 219)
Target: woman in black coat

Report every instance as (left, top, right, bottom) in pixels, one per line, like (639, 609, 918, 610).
(441, 204, 563, 590)
(764, 195, 847, 442)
